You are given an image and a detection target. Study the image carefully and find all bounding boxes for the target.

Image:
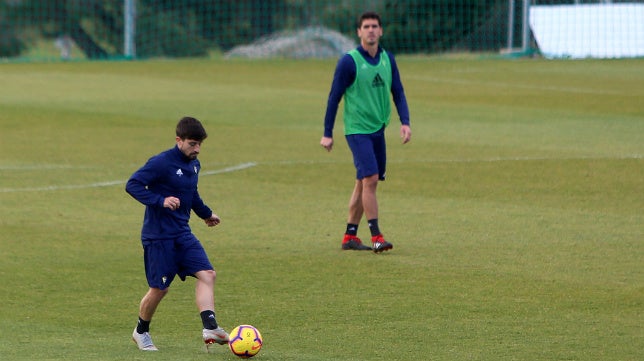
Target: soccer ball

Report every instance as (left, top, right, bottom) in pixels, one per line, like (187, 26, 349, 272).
(228, 325, 263, 358)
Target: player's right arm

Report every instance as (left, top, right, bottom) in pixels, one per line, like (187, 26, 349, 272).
(321, 54, 356, 151)
(125, 156, 165, 208)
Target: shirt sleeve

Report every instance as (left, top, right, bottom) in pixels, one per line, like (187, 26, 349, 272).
(323, 54, 356, 138)
(125, 157, 165, 208)
(388, 52, 411, 126)
(191, 180, 213, 220)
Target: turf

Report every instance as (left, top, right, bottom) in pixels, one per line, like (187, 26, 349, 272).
(0, 57, 642, 361)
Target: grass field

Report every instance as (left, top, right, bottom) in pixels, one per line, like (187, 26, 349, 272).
(0, 56, 642, 361)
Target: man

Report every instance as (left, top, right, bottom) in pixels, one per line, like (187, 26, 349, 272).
(320, 11, 411, 253)
(126, 116, 229, 351)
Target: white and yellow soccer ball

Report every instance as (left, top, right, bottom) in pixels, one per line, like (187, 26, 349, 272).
(228, 325, 263, 358)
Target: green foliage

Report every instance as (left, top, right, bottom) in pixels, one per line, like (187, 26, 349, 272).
(380, 0, 494, 53)
(0, 3, 26, 57)
(2, 0, 294, 58)
(2, 0, 518, 60)
(6, 0, 641, 60)
(0, 58, 643, 360)
(136, 8, 208, 57)
(1, 0, 120, 58)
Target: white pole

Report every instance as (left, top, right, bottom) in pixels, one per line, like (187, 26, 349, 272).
(507, 0, 515, 50)
(521, 0, 530, 53)
(124, 0, 136, 59)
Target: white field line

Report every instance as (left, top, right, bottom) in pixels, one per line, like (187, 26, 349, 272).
(0, 162, 257, 193)
(1, 156, 641, 193)
(200, 162, 257, 175)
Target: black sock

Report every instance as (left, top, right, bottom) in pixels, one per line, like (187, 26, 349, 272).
(200, 310, 218, 330)
(345, 223, 359, 236)
(136, 317, 150, 334)
(367, 219, 381, 237)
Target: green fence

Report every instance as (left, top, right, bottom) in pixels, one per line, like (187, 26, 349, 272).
(1, 0, 643, 61)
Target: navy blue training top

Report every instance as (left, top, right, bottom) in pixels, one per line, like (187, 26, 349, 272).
(126, 146, 212, 242)
(323, 46, 410, 138)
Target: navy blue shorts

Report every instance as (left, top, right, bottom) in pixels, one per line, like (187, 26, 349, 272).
(346, 127, 387, 180)
(142, 234, 213, 290)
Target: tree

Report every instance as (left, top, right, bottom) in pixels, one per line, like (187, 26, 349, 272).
(2, 0, 119, 58)
(2, 0, 288, 59)
(0, 1, 27, 57)
(383, 0, 500, 54)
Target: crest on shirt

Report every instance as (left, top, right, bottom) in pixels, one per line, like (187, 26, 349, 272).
(194, 166, 198, 174)
(176, 169, 183, 177)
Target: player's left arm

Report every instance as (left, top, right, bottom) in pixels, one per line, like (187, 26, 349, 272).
(204, 213, 221, 227)
(191, 186, 218, 227)
(388, 52, 411, 144)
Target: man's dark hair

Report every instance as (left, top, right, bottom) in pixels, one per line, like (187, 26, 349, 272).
(358, 11, 381, 28)
(176, 116, 208, 141)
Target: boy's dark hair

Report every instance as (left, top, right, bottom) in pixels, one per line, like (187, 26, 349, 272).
(176, 116, 208, 141)
(358, 11, 381, 28)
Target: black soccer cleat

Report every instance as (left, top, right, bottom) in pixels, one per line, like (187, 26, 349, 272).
(342, 235, 372, 250)
(371, 234, 393, 253)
